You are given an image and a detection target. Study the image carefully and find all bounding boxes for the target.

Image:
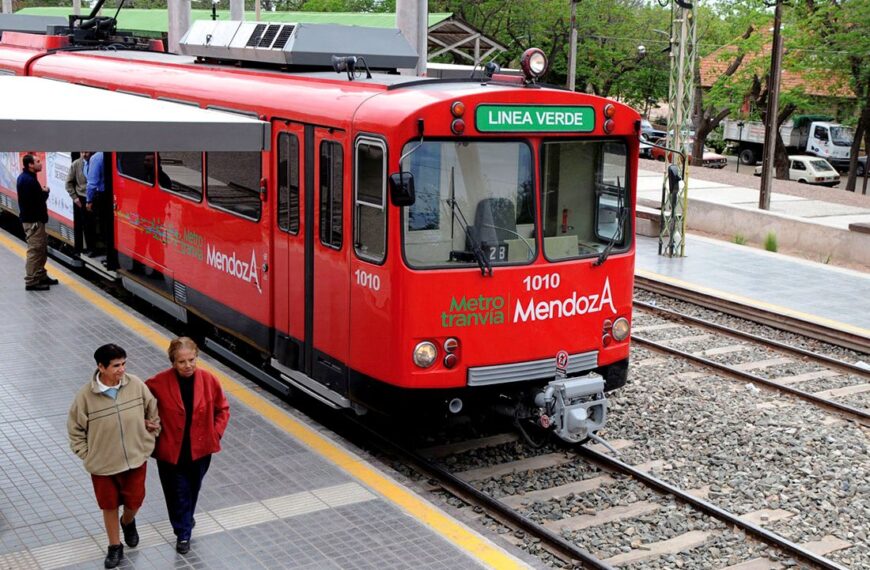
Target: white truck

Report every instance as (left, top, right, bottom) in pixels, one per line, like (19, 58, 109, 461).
(723, 116, 854, 170)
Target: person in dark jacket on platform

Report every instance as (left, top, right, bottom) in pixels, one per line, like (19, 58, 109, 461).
(16, 154, 58, 290)
(146, 337, 230, 555)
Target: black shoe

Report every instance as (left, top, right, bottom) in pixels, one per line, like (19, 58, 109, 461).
(121, 517, 139, 547)
(104, 544, 123, 569)
(176, 539, 190, 554)
(25, 283, 50, 291)
(40, 276, 59, 285)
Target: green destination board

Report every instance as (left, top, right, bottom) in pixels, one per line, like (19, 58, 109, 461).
(476, 105, 595, 133)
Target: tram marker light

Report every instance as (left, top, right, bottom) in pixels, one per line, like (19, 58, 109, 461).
(451, 119, 466, 135)
(520, 48, 547, 83)
(389, 172, 415, 206)
(444, 354, 458, 369)
(443, 338, 459, 353)
(603, 119, 615, 134)
(451, 101, 465, 117)
(603, 104, 616, 119)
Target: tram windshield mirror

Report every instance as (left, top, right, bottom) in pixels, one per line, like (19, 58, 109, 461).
(389, 172, 415, 206)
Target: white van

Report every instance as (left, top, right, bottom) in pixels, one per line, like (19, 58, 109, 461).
(754, 155, 840, 187)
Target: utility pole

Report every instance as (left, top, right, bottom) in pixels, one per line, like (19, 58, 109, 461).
(759, 0, 784, 210)
(168, 0, 191, 54)
(659, 0, 696, 258)
(567, 0, 578, 91)
(73, 0, 81, 16)
(1, 0, 11, 15)
(230, 0, 243, 21)
(396, 0, 428, 77)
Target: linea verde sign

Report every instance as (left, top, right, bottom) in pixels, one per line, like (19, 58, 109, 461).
(476, 105, 595, 133)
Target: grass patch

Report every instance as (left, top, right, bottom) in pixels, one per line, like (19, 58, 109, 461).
(733, 234, 747, 245)
(764, 231, 778, 252)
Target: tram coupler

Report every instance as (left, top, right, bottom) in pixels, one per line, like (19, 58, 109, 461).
(534, 373, 607, 443)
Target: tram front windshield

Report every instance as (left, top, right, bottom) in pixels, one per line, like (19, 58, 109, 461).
(401, 140, 629, 268)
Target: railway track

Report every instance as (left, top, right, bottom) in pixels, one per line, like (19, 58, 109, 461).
(634, 275, 870, 354)
(408, 432, 852, 569)
(632, 300, 870, 426)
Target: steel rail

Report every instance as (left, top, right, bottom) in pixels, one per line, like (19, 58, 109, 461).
(580, 447, 850, 570)
(635, 276, 870, 354)
(632, 335, 870, 424)
(340, 417, 612, 570)
(634, 300, 870, 378)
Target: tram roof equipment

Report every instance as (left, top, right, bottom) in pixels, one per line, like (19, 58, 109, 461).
(0, 77, 270, 152)
(179, 20, 418, 70)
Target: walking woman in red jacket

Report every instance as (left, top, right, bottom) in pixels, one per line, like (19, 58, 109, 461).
(146, 337, 229, 555)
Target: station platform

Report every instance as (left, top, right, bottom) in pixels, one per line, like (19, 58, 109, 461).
(635, 233, 870, 338)
(0, 234, 527, 570)
(636, 167, 870, 268)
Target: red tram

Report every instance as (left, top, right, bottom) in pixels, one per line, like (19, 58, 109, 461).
(0, 20, 640, 442)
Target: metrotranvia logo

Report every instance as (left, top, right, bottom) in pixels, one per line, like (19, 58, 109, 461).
(206, 244, 261, 293)
(441, 278, 617, 328)
(441, 295, 506, 328)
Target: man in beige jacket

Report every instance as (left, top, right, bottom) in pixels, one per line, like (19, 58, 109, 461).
(68, 344, 160, 569)
(64, 151, 93, 254)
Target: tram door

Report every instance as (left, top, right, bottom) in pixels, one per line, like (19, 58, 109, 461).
(272, 121, 307, 372)
(271, 121, 350, 396)
(309, 127, 350, 394)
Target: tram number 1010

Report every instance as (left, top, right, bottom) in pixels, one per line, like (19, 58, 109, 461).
(354, 269, 381, 291)
(523, 272, 561, 291)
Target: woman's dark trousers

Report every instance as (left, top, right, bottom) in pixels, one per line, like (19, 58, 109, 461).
(156, 455, 212, 541)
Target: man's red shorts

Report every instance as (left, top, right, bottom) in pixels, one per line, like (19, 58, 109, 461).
(91, 463, 147, 510)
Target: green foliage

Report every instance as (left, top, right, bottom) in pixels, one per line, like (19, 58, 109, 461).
(764, 231, 778, 252)
(733, 234, 747, 245)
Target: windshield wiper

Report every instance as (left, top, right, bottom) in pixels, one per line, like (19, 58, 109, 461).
(446, 168, 492, 276)
(593, 179, 627, 267)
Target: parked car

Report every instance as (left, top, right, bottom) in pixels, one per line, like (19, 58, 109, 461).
(650, 144, 728, 168)
(641, 119, 666, 142)
(639, 138, 653, 159)
(753, 155, 840, 187)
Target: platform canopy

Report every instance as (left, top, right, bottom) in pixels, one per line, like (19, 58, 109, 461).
(0, 77, 270, 152)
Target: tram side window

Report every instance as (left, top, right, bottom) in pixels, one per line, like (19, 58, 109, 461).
(319, 141, 343, 249)
(206, 151, 262, 220)
(277, 133, 300, 234)
(354, 140, 386, 262)
(117, 152, 155, 186)
(157, 152, 203, 201)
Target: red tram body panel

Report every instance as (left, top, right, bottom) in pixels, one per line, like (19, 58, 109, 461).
(0, 29, 639, 441)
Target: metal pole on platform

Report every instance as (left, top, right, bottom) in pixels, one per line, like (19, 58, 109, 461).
(567, 0, 578, 91)
(255, 0, 260, 21)
(73, 0, 81, 16)
(759, 0, 784, 211)
(736, 122, 744, 174)
(167, 0, 191, 55)
(1, 0, 12, 15)
(230, 0, 243, 21)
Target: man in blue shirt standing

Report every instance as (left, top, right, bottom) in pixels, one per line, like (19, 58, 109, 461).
(16, 154, 59, 291)
(85, 151, 109, 256)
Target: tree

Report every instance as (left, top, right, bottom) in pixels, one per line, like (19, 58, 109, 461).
(794, 0, 870, 192)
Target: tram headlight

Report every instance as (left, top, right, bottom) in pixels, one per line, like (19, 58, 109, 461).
(612, 317, 630, 341)
(520, 48, 548, 82)
(413, 341, 438, 368)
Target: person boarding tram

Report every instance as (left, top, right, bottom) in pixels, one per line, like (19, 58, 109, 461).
(85, 151, 110, 256)
(65, 151, 95, 254)
(146, 337, 230, 555)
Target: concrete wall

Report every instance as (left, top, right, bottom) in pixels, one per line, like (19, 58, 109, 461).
(638, 197, 870, 267)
